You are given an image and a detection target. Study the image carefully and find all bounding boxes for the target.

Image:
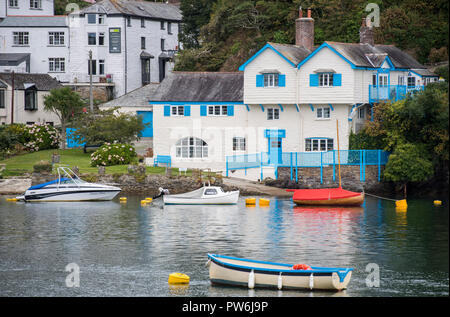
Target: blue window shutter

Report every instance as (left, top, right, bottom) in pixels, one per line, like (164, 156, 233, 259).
(278, 74, 286, 87)
(184, 105, 191, 116)
(256, 74, 264, 87)
(200, 105, 207, 116)
(227, 105, 234, 116)
(333, 74, 342, 86)
(164, 105, 171, 116)
(310, 74, 319, 87)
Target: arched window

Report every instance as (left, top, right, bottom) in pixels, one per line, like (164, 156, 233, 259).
(175, 137, 208, 158)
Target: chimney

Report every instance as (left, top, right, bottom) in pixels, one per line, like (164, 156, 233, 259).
(359, 18, 374, 46)
(295, 8, 314, 51)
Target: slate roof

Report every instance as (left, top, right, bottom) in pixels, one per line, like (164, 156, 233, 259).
(0, 73, 62, 90)
(0, 53, 30, 66)
(268, 42, 311, 66)
(148, 72, 244, 102)
(100, 83, 159, 107)
(77, 0, 182, 21)
(0, 16, 67, 27)
(325, 42, 426, 70)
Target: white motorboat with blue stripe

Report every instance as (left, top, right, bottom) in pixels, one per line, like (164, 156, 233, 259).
(17, 166, 121, 202)
(206, 254, 353, 291)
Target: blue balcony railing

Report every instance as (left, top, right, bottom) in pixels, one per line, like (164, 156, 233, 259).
(369, 85, 424, 103)
(226, 150, 390, 182)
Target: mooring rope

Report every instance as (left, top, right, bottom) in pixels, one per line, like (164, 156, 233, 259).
(365, 192, 399, 201)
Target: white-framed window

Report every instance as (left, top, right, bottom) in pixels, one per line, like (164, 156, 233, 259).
(398, 75, 405, 86)
(99, 60, 105, 75)
(319, 73, 333, 87)
(358, 107, 365, 119)
(305, 138, 334, 152)
(207, 105, 227, 116)
(233, 137, 246, 151)
(267, 107, 279, 120)
(98, 32, 105, 45)
(13, 32, 29, 46)
(171, 105, 184, 116)
(316, 106, 331, 119)
(263, 73, 279, 87)
(175, 137, 208, 158)
(49, 58, 65, 72)
(0, 89, 5, 109)
(88, 32, 96, 45)
(378, 74, 388, 86)
(29, 0, 41, 9)
(407, 76, 416, 87)
(9, 0, 18, 7)
(98, 14, 105, 24)
(48, 32, 65, 46)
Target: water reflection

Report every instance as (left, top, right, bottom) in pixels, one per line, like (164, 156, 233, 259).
(0, 195, 448, 297)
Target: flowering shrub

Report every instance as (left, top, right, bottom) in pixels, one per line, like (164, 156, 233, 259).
(90, 143, 137, 167)
(23, 123, 60, 152)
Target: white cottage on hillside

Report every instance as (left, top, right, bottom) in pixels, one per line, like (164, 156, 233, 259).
(107, 8, 438, 181)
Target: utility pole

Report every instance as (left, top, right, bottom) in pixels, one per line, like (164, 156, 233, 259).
(89, 50, 94, 112)
(10, 71, 14, 124)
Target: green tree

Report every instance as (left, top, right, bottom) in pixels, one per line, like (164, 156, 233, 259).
(43, 87, 85, 150)
(383, 143, 434, 198)
(71, 108, 147, 145)
(179, 0, 216, 49)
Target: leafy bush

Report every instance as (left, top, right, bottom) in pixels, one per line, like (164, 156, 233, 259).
(90, 143, 137, 167)
(33, 160, 53, 174)
(23, 123, 60, 152)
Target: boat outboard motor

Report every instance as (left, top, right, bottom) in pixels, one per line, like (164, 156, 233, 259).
(153, 187, 170, 199)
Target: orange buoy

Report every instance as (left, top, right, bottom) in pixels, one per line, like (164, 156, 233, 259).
(292, 264, 312, 270)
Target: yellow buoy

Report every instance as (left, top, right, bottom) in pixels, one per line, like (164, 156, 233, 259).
(140, 200, 148, 205)
(245, 198, 256, 205)
(119, 197, 127, 200)
(259, 198, 270, 206)
(434, 200, 442, 206)
(168, 272, 190, 285)
(6, 198, 18, 202)
(395, 199, 407, 209)
(145, 197, 153, 202)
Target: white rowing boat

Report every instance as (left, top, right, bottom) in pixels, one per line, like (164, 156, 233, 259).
(206, 254, 353, 291)
(163, 186, 239, 205)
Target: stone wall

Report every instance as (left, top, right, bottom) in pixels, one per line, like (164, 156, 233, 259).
(273, 165, 386, 192)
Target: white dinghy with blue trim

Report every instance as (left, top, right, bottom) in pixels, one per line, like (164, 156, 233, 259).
(206, 254, 353, 291)
(163, 185, 239, 205)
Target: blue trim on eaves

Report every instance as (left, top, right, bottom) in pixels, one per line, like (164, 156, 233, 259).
(149, 101, 244, 105)
(239, 43, 297, 71)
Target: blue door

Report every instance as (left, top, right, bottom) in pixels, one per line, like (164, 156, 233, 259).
(265, 129, 285, 165)
(137, 111, 153, 137)
(268, 137, 282, 164)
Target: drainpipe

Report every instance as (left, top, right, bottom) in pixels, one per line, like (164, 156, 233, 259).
(124, 16, 127, 94)
(10, 71, 14, 124)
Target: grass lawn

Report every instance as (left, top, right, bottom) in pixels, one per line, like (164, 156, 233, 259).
(0, 149, 188, 177)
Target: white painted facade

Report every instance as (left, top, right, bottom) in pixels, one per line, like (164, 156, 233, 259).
(2, 0, 54, 16)
(0, 20, 69, 81)
(68, 3, 181, 98)
(0, 82, 61, 126)
(0, 0, 181, 98)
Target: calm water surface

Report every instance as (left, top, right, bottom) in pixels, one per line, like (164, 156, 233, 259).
(0, 194, 448, 297)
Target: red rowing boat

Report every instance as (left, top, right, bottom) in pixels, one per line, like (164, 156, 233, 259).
(286, 120, 365, 206)
(286, 187, 365, 206)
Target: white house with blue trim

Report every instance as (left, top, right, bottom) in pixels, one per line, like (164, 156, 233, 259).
(105, 9, 437, 181)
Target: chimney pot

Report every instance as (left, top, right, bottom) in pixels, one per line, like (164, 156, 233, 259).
(307, 9, 311, 18)
(299, 7, 303, 18)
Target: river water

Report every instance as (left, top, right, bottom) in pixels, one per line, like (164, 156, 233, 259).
(0, 195, 448, 297)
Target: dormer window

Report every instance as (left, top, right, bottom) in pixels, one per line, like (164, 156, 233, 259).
(319, 73, 333, 87)
(264, 73, 279, 87)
